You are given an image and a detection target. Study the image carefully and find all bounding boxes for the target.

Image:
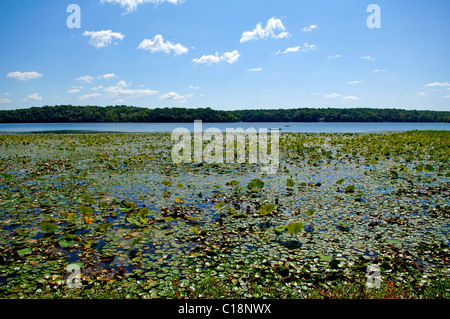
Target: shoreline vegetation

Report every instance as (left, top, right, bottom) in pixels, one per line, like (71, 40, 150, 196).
(0, 130, 448, 299)
(0, 105, 449, 123)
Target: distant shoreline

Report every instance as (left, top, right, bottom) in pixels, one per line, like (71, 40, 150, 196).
(0, 105, 449, 124)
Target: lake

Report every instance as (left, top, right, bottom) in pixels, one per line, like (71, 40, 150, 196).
(0, 122, 449, 133)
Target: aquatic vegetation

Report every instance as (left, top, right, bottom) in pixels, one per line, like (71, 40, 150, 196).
(0, 131, 448, 299)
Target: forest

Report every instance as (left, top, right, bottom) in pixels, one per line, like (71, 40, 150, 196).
(0, 105, 448, 123)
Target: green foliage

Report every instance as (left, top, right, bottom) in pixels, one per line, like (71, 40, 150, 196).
(78, 205, 94, 215)
(286, 179, 295, 187)
(305, 208, 315, 217)
(345, 185, 356, 193)
(286, 222, 304, 235)
(17, 248, 31, 257)
(0, 105, 448, 123)
(336, 178, 345, 185)
(39, 221, 57, 234)
(247, 179, 264, 192)
(161, 181, 172, 187)
(274, 225, 287, 235)
(258, 203, 275, 215)
(59, 234, 77, 248)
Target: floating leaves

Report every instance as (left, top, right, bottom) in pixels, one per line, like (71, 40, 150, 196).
(247, 178, 264, 192)
(305, 208, 315, 217)
(258, 203, 275, 215)
(286, 179, 295, 187)
(0, 130, 448, 299)
(286, 222, 304, 235)
(345, 185, 356, 193)
(59, 234, 77, 248)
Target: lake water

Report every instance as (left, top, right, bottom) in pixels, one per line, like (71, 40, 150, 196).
(0, 122, 449, 133)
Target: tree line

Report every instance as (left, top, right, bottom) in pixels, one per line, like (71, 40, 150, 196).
(0, 105, 448, 123)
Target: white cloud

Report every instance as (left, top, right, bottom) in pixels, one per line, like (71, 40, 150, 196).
(3, 92, 11, 96)
(76, 75, 94, 83)
(417, 92, 426, 97)
(159, 91, 186, 103)
(138, 34, 189, 56)
(83, 30, 124, 49)
(222, 50, 240, 64)
(79, 93, 101, 100)
(100, 0, 184, 14)
(192, 50, 240, 65)
(0, 98, 11, 104)
(7, 71, 42, 81)
(92, 85, 104, 91)
(247, 67, 262, 72)
(425, 82, 450, 87)
(275, 43, 316, 55)
(26, 93, 42, 101)
(445, 95, 450, 98)
(348, 80, 364, 85)
(189, 85, 200, 90)
(374, 68, 388, 72)
(104, 80, 158, 98)
(67, 89, 81, 94)
(343, 96, 361, 100)
(361, 56, 376, 62)
(327, 55, 341, 59)
(240, 17, 289, 43)
(100, 73, 117, 80)
(324, 93, 341, 98)
(301, 24, 318, 32)
(192, 53, 221, 65)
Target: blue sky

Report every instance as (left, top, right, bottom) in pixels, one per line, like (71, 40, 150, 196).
(0, 0, 449, 111)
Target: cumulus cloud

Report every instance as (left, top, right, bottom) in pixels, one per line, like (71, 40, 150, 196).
(138, 34, 188, 56)
(192, 53, 221, 65)
(104, 80, 158, 98)
(192, 50, 240, 65)
(417, 92, 426, 97)
(275, 43, 316, 55)
(240, 17, 289, 43)
(26, 93, 43, 101)
(0, 98, 11, 104)
(301, 24, 318, 32)
(7, 71, 43, 81)
(100, 0, 184, 14)
(76, 75, 94, 83)
(83, 30, 124, 49)
(67, 89, 81, 94)
(159, 91, 186, 103)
